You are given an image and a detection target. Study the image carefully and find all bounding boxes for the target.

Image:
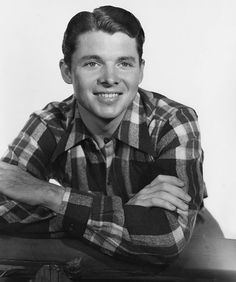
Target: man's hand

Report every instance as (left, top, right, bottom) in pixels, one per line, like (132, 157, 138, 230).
(0, 161, 64, 212)
(126, 175, 191, 213)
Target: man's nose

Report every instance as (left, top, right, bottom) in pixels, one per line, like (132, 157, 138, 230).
(97, 66, 120, 86)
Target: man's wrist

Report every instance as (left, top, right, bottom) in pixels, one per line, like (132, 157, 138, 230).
(42, 183, 65, 212)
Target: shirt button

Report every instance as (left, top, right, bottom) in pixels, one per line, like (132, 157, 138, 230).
(104, 137, 110, 144)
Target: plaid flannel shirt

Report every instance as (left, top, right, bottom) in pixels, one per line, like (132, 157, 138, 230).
(0, 88, 207, 264)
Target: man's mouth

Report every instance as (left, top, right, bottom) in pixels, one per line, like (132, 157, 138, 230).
(94, 92, 122, 98)
(93, 92, 122, 104)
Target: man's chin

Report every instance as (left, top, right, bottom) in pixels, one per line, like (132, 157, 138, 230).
(96, 109, 126, 123)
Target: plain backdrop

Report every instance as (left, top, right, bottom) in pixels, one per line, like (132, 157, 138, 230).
(0, 0, 236, 239)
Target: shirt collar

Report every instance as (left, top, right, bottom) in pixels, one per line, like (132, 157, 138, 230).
(113, 90, 155, 156)
(52, 101, 91, 162)
(52, 90, 155, 161)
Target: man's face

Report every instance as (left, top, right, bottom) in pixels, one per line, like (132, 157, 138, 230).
(62, 31, 144, 121)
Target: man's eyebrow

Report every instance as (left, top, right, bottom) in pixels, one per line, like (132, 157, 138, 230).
(79, 55, 102, 61)
(78, 55, 137, 63)
(117, 56, 136, 62)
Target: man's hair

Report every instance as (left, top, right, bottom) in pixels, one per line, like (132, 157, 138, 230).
(62, 5, 145, 69)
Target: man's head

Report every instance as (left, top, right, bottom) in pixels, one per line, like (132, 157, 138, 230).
(62, 5, 145, 69)
(60, 6, 145, 123)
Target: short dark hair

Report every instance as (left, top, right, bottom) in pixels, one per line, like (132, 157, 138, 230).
(62, 5, 145, 69)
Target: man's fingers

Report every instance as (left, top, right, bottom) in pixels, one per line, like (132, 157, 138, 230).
(128, 184, 191, 211)
(142, 183, 191, 203)
(131, 195, 188, 211)
(127, 174, 191, 210)
(146, 198, 177, 211)
(147, 191, 189, 211)
(150, 174, 184, 187)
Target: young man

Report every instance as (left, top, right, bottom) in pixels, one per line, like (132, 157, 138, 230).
(0, 6, 222, 264)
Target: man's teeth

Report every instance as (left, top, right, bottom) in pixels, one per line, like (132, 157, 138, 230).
(97, 93, 119, 98)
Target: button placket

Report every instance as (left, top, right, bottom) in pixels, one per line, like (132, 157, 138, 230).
(104, 139, 115, 195)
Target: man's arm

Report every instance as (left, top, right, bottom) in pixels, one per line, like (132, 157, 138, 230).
(0, 107, 204, 264)
(0, 114, 63, 235)
(0, 161, 189, 258)
(0, 161, 64, 212)
(0, 162, 189, 214)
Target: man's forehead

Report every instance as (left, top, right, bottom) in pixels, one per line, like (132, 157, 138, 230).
(75, 30, 138, 55)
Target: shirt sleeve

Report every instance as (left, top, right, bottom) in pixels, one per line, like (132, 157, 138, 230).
(0, 114, 60, 235)
(56, 107, 205, 264)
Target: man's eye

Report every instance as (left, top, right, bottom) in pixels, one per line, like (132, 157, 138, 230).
(119, 61, 133, 68)
(84, 62, 99, 67)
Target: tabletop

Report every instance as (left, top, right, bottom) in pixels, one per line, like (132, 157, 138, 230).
(0, 234, 235, 281)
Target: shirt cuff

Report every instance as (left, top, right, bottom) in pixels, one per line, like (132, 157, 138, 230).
(58, 187, 93, 237)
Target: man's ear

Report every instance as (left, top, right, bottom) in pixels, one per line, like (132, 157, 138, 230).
(139, 59, 145, 84)
(59, 59, 72, 84)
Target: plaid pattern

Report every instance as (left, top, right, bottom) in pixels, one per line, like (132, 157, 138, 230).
(1, 88, 207, 264)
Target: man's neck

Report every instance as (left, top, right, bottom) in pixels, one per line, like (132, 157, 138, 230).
(77, 103, 126, 144)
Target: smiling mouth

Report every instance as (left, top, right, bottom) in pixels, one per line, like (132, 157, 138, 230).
(93, 92, 122, 104)
(94, 92, 122, 98)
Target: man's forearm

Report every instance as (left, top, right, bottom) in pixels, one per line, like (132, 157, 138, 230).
(0, 161, 197, 264)
(0, 161, 65, 212)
